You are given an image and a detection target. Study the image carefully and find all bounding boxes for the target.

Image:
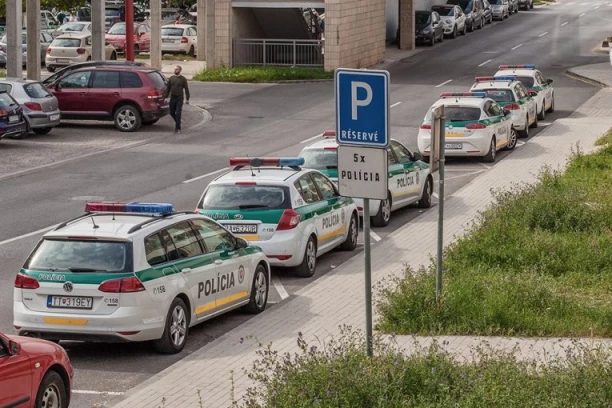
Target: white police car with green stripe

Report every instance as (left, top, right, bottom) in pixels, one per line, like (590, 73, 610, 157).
(495, 64, 555, 121)
(417, 92, 516, 162)
(13, 202, 270, 354)
(196, 157, 359, 278)
(470, 75, 538, 138)
(299, 131, 434, 227)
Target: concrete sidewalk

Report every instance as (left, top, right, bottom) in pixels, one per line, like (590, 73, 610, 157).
(567, 62, 612, 88)
(110, 93, 612, 408)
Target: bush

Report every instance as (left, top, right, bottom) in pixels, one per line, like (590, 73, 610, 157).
(194, 66, 333, 83)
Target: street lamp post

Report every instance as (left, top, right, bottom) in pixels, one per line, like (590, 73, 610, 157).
(125, 0, 135, 62)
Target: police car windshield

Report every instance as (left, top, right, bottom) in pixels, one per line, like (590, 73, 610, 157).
(25, 239, 131, 273)
(515, 76, 535, 87)
(301, 149, 338, 170)
(200, 185, 291, 210)
(443, 107, 482, 122)
(432, 6, 455, 15)
(481, 89, 515, 102)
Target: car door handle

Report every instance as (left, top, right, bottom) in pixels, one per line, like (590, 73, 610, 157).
(181, 268, 191, 273)
(215, 260, 223, 265)
(79, 92, 86, 96)
(113, 92, 120, 96)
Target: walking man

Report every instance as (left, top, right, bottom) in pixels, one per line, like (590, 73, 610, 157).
(164, 66, 190, 134)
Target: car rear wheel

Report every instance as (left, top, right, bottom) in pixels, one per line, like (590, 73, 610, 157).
(188, 45, 195, 57)
(114, 105, 141, 132)
(340, 214, 358, 251)
(33, 127, 52, 135)
(35, 371, 67, 408)
(153, 297, 189, 354)
(537, 100, 546, 120)
(547, 95, 555, 112)
(518, 116, 529, 138)
(504, 128, 517, 150)
(295, 236, 317, 277)
(483, 136, 496, 163)
(530, 111, 538, 128)
(430, 35, 435, 46)
(110, 51, 117, 60)
(244, 264, 268, 314)
(372, 194, 391, 227)
(418, 177, 433, 208)
(46, 66, 55, 72)
(462, 24, 467, 35)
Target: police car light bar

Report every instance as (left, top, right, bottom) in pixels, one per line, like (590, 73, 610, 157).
(474, 76, 496, 82)
(440, 92, 487, 98)
(85, 202, 175, 214)
(229, 157, 305, 168)
(493, 75, 517, 81)
(498, 64, 536, 70)
(322, 130, 336, 137)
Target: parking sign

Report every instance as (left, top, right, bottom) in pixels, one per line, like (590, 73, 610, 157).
(335, 68, 390, 148)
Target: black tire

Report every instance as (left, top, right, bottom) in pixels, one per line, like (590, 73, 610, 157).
(188, 45, 195, 57)
(339, 214, 358, 251)
(134, 44, 140, 55)
(110, 51, 117, 60)
(547, 95, 555, 113)
(451, 26, 457, 38)
(418, 177, 433, 208)
(33, 127, 52, 135)
(244, 264, 268, 314)
(430, 35, 435, 46)
(518, 116, 529, 138)
(483, 136, 496, 163)
(35, 371, 67, 408)
(153, 297, 189, 354)
(142, 119, 159, 126)
(371, 194, 391, 227)
(12, 120, 29, 139)
(537, 100, 546, 120)
(439, 32, 444, 42)
(295, 236, 317, 277)
(504, 128, 517, 151)
(462, 24, 467, 35)
(468, 21, 474, 32)
(46, 66, 55, 72)
(113, 104, 141, 132)
(530, 111, 538, 128)
(86, 56, 91, 61)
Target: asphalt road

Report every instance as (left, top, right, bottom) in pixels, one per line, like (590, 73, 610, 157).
(0, 2, 609, 406)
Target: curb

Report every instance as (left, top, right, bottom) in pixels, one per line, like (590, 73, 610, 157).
(565, 69, 609, 89)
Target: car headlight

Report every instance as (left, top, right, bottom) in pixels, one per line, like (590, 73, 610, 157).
(445, 18, 453, 24)
(422, 27, 432, 34)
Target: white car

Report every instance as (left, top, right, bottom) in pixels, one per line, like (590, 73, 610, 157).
(417, 92, 516, 162)
(51, 22, 92, 38)
(300, 133, 434, 227)
(45, 33, 117, 72)
(495, 64, 555, 120)
(470, 76, 538, 137)
(431, 4, 467, 37)
(13, 202, 270, 354)
(161, 24, 197, 57)
(196, 157, 359, 277)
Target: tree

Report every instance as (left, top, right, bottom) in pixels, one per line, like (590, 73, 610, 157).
(0, 0, 88, 12)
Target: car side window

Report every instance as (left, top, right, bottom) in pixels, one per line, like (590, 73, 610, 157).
(59, 71, 91, 88)
(144, 233, 168, 266)
(159, 230, 180, 261)
(120, 71, 143, 88)
(310, 172, 337, 200)
(489, 102, 503, 117)
(191, 219, 236, 253)
(387, 146, 398, 165)
(164, 222, 204, 259)
(391, 141, 413, 163)
(514, 84, 526, 99)
(91, 71, 120, 89)
(294, 176, 322, 204)
(536, 72, 546, 84)
(86, 37, 92, 46)
(0, 339, 7, 357)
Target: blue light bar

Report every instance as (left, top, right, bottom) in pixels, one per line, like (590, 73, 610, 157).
(279, 157, 305, 167)
(493, 76, 517, 81)
(125, 202, 175, 214)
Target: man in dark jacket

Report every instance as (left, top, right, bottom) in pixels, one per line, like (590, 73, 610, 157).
(164, 65, 190, 133)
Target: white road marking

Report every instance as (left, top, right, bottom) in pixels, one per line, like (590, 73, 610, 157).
(478, 59, 492, 67)
(580, 2, 590, 4)
(561, 21, 569, 25)
(271, 277, 289, 300)
(432, 192, 439, 199)
(567, 2, 575, 4)
(477, 162, 492, 170)
(300, 133, 324, 144)
(0, 225, 58, 247)
(511, 44, 523, 50)
(579, 12, 586, 16)
(390, 101, 403, 108)
(539, 32, 548, 37)
(539, 121, 552, 126)
(182, 167, 230, 184)
(73, 390, 125, 396)
(435, 79, 453, 88)
(483, 51, 500, 54)
(594, 5, 601, 8)
(516, 141, 526, 147)
(370, 231, 382, 242)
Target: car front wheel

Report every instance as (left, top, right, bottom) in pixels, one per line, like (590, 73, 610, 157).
(418, 177, 433, 208)
(504, 128, 517, 150)
(244, 264, 269, 314)
(35, 371, 67, 408)
(114, 105, 142, 132)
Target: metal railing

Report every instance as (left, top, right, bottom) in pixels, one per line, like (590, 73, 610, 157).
(233, 38, 324, 67)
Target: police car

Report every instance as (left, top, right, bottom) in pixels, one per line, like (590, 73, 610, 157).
(470, 76, 538, 138)
(417, 92, 516, 162)
(495, 65, 555, 120)
(196, 157, 359, 278)
(299, 132, 434, 227)
(13, 202, 270, 354)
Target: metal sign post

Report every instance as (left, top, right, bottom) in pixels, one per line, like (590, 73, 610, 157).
(431, 106, 446, 302)
(335, 68, 390, 357)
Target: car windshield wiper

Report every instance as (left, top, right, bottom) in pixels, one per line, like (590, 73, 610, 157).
(238, 204, 270, 209)
(325, 165, 338, 169)
(68, 267, 106, 272)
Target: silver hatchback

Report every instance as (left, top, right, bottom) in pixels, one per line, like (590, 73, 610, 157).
(0, 79, 61, 136)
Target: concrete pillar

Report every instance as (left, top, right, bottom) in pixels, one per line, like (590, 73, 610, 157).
(399, 0, 415, 50)
(26, 0, 41, 80)
(91, 0, 105, 61)
(196, 0, 206, 61)
(6, 0, 23, 78)
(150, 0, 162, 70)
(206, 0, 216, 68)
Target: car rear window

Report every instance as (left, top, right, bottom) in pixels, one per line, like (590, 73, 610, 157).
(161, 27, 184, 37)
(479, 89, 514, 103)
(108, 23, 127, 35)
(24, 239, 132, 273)
(23, 82, 52, 98)
(0, 92, 17, 108)
(515, 76, 535, 87)
(0, 83, 12, 93)
(146, 71, 167, 89)
(51, 38, 81, 47)
(445, 107, 482, 122)
(301, 149, 338, 170)
(199, 185, 291, 210)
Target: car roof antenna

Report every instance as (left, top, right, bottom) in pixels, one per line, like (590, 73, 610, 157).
(90, 215, 99, 229)
(247, 154, 256, 177)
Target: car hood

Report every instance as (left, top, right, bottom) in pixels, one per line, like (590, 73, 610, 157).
(106, 34, 126, 41)
(7, 334, 63, 356)
(416, 23, 430, 31)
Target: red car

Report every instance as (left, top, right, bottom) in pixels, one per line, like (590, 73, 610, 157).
(48, 65, 169, 132)
(0, 332, 73, 408)
(105, 22, 151, 54)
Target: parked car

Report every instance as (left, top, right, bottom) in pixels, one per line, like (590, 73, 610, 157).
(105, 6, 125, 31)
(519, 0, 534, 9)
(106, 22, 151, 53)
(45, 33, 117, 72)
(0, 32, 53, 68)
(42, 60, 146, 86)
(0, 91, 27, 140)
(0, 332, 73, 408)
(482, 0, 493, 23)
(446, 0, 484, 31)
(48, 65, 169, 131)
(509, 0, 520, 13)
(0, 79, 61, 136)
(415, 10, 444, 46)
(432, 4, 467, 37)
(51, 21, 92, 37)
(161, 8, 195, 25)
(490, 0, 510, 19)
(161, 24, 197, 56)
(73, 6, 92, 22)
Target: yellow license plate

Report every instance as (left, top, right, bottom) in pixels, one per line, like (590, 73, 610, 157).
(445, 132, 464, 137)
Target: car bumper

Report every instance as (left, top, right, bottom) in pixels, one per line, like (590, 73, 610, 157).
(0, 121, 26, 139)
(142, 107, 169, 122)
(162, 43, 189, 53)
(26, 110, 62, 129)
(238, 230, 306, 268)
(418, 130, 491, 157)
(492, 10, 505, 18)
(353, 198, 382, 217)
(45, 55, 88, 67)
(510, 110, 527, 130)
(442, 24, 455, 34)
(415, 32, 434, 43)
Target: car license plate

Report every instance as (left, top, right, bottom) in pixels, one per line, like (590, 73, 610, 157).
(47, 295, 93, 309)
(445, 132, 464, 137)
(8, 115, 18, 123)
(56, 58, 70, 63)
(162, 38, 174, 43)
(49, 114, 60, 121)
(224, 224, 257, 234)
(445, 143, 463, 150)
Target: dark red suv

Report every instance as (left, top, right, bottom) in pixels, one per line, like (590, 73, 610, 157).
(47, 66, 169, 132)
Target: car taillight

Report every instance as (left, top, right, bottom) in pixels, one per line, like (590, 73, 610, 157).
(420, 123, 432, 130)
(15, 273, 40, 289)
(147, 90, 161, 99)
(277, 209, 301, 231)
(505, 103, 520, 110)
(24, 102, 42, 111)
(98, 277, 145, 293)
(77, 48, 86, 54)
(181, 36, 188, 43)
(466, 123, 487, 129)
(46, 48, 52, 54)
(0, 110, 8, 116)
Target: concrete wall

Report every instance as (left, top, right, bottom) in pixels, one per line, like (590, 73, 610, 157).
(215, 0, 233, 67)
(233, 7, 266, 38)
(250, 8, 311, 39)
(386, 0, 399, 43)
(324, 0, 386, 71)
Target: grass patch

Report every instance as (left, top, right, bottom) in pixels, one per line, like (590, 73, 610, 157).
(193, 66, 333, 83)
(377, 142, 612, 337)
(595, 128, 612, 146)
(120, 54, 196, 61)
(234, 328, 612, 408)
(0, 70, 5, 78)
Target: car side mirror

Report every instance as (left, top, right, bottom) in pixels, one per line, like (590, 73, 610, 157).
(236, 238, 248, 249)
(528, 90, 538, 97)
(55, 82, 62, 90)
(413, 152, 425, 162)
(105, 41, 110, 46)
(546, 78, 553, 84)
(8, 340, 19, 355)
(503, 109, 512, 117)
